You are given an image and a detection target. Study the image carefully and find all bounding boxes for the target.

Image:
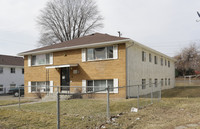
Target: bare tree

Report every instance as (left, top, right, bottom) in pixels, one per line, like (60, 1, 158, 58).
(174, 43, 200, 76)
(37, 0, 103, 46)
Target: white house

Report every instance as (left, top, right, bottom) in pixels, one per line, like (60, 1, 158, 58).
(0, 55, 24, 94)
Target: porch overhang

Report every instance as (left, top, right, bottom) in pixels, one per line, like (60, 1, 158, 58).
(45, 64, 78, 69)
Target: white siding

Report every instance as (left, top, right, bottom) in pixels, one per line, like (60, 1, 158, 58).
(126, 42, 175, 97)
(0, 66, 24, 94)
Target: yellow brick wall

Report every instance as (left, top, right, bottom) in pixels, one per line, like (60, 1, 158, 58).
(24, 44, 126, 98)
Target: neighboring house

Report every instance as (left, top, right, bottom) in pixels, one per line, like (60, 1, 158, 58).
(0, 55, 24, 94)
(18, 33, 175, 98)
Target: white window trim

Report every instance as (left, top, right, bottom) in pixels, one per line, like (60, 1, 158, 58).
(82, 80, 86, 93)
(29, 81, 50, 93)
(50, 81, 54, 93)
(86, 79, 117, 94)
(30, 53, 53, 66)
(85, 45, 118, 62)
(28, 81, 31, 93)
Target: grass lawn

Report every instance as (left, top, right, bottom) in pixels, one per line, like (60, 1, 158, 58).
(0, 86, 200, 128)
(0, 100, 34, 106)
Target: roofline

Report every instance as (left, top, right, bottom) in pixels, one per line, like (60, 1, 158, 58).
(130, 39, 176, 61)
(18, 39, 131, 56)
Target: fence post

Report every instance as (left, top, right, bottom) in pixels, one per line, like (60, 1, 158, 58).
(137, 85, 140, 109)
(107, 86, 110, 121)
(57, 87, 60, 129)
(151, 83, 153, 104)
(18, 87, 21, 110)
(159, 82, 162, 101)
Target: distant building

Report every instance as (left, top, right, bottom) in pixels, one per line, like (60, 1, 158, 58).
(0, 55, 24, 94)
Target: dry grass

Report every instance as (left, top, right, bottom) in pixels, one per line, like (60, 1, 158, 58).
(0, 100, 33, 106)
(0, 86, 200, 129)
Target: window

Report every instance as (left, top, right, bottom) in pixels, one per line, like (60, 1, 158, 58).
(0, 67, 3, 74)
(165, 78, 167, 86)
(142, 51, 146, 62)
(155, 79, 158, 87)
(31, 81, 49, 92)
(161, 79, 163, 86)
(11, 68, 15, 73)
(87, 80, 113, 92)
(142, 79, 146, 89)
(161, 58, 163, 66)
(154, 56, 157, 64)
(31, 53, 51, 66)
(10, 84, 16, 89)
(87, 46, 113, 61)
(168, 61, 170, 67)
(22, 68, 24, 74)
(149, 53, 152, 62)
(168, 78, 170, 86)
(149, 78, 152, 87)
(165, 59, 167, 66)
(0, 85, 3, 92)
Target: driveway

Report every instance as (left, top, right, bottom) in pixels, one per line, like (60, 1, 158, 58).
(0, 94, 20, 100)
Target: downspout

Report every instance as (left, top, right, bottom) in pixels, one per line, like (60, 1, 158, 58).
(126, 41, 134, 99)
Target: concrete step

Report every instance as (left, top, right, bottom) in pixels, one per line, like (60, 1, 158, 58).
(41, 93, 72, 102)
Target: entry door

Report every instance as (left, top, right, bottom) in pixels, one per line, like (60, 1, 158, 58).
(60, 67, 70, 91)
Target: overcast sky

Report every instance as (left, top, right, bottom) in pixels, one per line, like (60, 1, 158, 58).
(0, 0, 200, 57)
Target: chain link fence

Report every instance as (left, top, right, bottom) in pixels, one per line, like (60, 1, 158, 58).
(0, 83, 161, 129)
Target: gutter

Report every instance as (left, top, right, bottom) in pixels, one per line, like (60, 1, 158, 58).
(18, 39, 131, 56)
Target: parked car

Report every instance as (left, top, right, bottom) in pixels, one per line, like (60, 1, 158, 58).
(8, 87, 24, 97)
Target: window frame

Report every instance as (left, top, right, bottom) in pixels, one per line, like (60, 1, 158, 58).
(86, 79, 114, 93)
(149, 53, 152, 62)
(168, 78, 170, 86)
(142, 51, 146, 62)
(154, 56, 157, 64)
(142, 79, 146, 89)
(161, 57, 163, 66)
(22, 68, 24, 74)
(168, 61, 170, 67)
(31, 81, 50, 93)
(10, 84, 16, 89)
(31, 53, 51, 66)
(86, 46, 114, 61)
(10, 68, 15, 74)
(0, 85, 3, 92)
